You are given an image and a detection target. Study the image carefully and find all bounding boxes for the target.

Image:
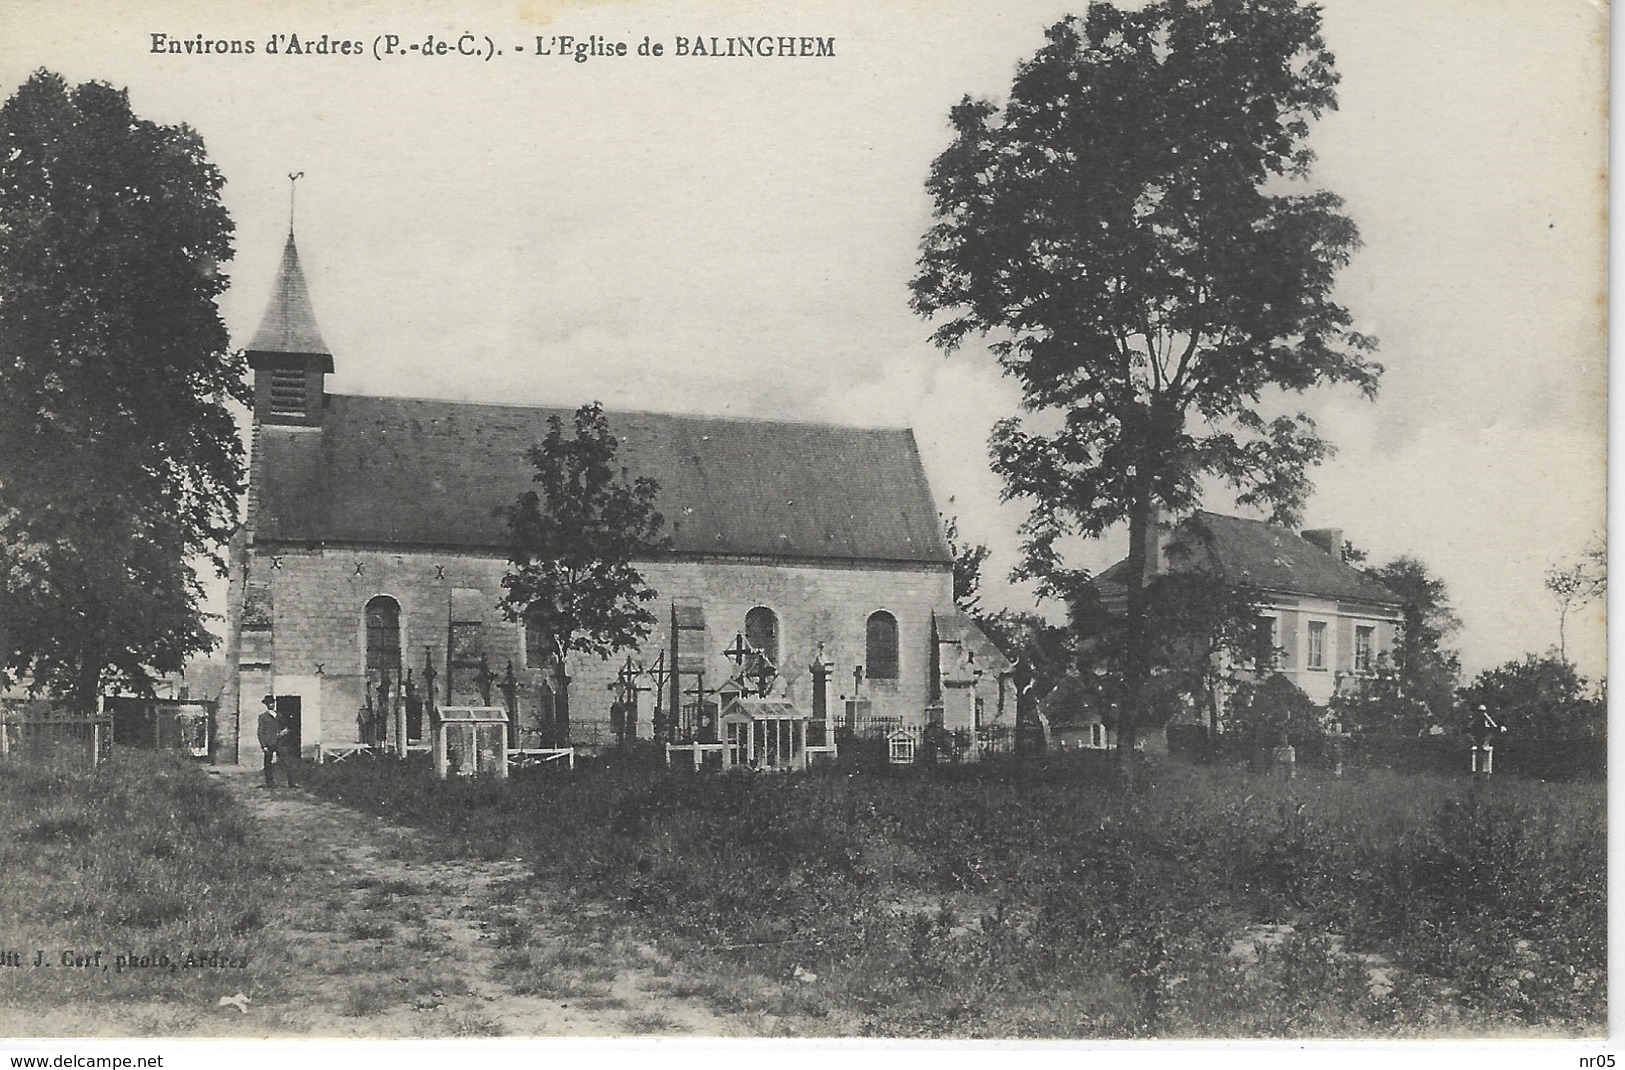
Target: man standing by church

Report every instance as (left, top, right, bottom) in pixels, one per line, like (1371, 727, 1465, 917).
(258, 695, 300, 787)
(257, 695, 282, 787)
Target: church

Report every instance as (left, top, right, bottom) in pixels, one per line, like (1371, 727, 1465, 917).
(220, 231, 1013, 769)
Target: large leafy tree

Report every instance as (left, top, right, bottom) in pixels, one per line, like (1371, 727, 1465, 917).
(0, 71, 244, 712)
(1458, 653, 1604, 740)
(500, 402, 667, 744)
(1368, 555, 1461, 721)
(911, 0, 1379, 775)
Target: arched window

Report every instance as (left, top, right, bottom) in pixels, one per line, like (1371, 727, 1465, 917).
(745, 606, 779, 666)
(365, 596, 401, 672)
(866, 611, 899, 680)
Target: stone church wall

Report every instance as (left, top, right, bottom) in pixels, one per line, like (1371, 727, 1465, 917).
(227, 543, 952, 762)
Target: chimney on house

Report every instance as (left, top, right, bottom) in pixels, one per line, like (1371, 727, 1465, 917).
(1301, 528, 1344, 559)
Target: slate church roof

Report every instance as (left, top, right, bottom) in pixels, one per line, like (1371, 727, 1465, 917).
(253, 394, 952, 565)
(1093, 511, 1400, 606)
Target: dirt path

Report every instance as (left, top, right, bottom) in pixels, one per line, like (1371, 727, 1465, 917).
(219, 766, 775, 1037)
(6, 766, 769, 1039)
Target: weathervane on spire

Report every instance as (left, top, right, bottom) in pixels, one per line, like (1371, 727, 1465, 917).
(287, 171, 304, 233)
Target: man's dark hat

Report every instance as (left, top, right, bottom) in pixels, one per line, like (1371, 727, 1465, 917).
(262, 694, 276, 706)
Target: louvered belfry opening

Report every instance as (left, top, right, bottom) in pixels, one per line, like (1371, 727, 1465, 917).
(266, 367, 307, 419)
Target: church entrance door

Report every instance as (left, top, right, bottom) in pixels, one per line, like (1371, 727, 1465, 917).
(274, 695, 303, 755)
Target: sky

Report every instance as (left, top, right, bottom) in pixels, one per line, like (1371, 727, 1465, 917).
(0, 0, 1608, 681)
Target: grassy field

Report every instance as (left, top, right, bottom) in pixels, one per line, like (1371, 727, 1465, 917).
(307, 753, 1606, 1038)
(0, 748, 1601, 1037)
(0, 752, 286, 1012)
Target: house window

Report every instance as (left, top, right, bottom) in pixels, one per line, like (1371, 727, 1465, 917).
(1254, 615, 1279, 668)
(866, 611, 899, 680)
(1307, 620, 1327, 670)
(1355, 626, 1374, 673)
(745, 606, 779, 667)
(365, 596, 401, 672)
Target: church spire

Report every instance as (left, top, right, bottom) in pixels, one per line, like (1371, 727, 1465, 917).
(246, 228, 331, 363)
(247, 179, 332, 426)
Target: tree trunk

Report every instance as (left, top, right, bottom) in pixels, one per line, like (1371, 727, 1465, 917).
(1118, 479, 1155, 792)
(70, 658, 101, 719)
(546, 636, 573, 747)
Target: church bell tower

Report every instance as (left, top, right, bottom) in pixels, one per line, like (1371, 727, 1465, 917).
(245, 186, 331, 427)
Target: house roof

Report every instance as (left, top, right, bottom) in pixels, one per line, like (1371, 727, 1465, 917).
(246, 231, 330, 360)
(1095, 511, 1400, 607)
(252, 393, 952, 565)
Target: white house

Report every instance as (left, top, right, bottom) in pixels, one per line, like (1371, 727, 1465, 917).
(1088, 511, 1404, 733)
